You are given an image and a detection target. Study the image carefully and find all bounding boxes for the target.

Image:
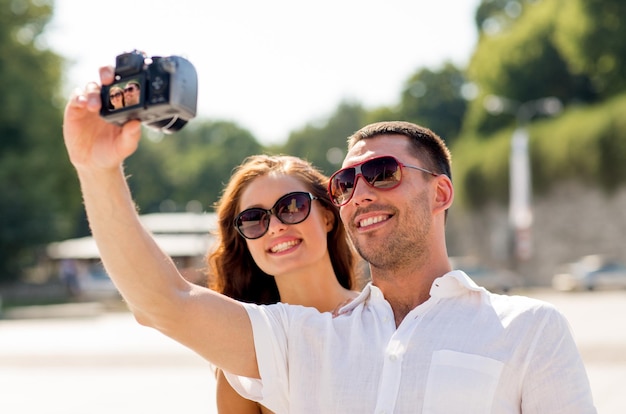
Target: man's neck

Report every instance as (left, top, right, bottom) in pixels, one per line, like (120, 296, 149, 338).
(371, 261, 450, 327)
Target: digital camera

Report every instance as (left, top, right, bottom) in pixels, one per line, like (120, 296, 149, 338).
(100, 50, 198, 133)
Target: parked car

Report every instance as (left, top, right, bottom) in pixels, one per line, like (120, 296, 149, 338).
(552, 254, 626, 292)
(450, 257, 522, 293)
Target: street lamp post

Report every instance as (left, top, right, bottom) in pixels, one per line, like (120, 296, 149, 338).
(484, 95, 562, 263)
(509, 126, 532, 261)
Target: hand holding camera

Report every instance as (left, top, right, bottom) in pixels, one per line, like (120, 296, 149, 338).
(100, 50, 198, 133)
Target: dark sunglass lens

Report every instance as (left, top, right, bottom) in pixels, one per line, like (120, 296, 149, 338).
(236, 209, 269, 239)
(363, 157, 401, 188)
(276, 193, 310, 224)
(330, 169, 355, 205)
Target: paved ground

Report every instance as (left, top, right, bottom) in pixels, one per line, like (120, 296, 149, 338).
(0, 289, 624, 413)
(0, 309, 217, 413)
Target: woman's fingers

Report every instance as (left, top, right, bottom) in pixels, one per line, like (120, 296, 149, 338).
(83, 81, 102, 113)
(118, 119, 142, 158)
(67, 86, 88, 109)
(99, 65, 115, 85)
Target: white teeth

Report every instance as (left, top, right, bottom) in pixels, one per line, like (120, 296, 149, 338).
(270, 240, 299, 253)
(359, 215, 387, 228)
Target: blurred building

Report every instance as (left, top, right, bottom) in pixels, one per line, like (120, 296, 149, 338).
(46, 213, 218, 297)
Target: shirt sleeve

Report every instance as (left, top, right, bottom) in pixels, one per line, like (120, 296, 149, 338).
(223, 302, 290, 413)
(520, 306, 597, 413)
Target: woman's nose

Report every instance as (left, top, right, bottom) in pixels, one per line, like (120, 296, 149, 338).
(267, 214, 287, 234)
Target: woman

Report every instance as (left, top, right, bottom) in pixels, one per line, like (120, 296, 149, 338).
(208, 154, 361, 413)
(108, 85, 125, 109)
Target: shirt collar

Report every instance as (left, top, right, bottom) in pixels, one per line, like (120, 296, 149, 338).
(429, 270, 486, 298)
(336, 270, 485, 314)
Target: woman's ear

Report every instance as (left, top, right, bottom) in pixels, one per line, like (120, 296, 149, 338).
(322, 207, 335, 232)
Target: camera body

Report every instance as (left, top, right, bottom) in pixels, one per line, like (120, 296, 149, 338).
(100, 50, 198, 133)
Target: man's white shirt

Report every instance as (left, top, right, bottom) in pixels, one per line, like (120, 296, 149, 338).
(225, 271, 596, 413)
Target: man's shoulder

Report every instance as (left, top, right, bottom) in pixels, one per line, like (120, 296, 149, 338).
(487, 290, 556, 309)
(483, 290, 565, 326)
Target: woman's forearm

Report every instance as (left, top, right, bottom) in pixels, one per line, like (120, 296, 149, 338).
(77, 165, 189, 325)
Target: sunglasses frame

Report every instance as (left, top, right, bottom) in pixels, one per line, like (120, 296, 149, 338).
(110, 92, 123, 99)
(234, 191, 318, 239)
(328, 155, 438, 206)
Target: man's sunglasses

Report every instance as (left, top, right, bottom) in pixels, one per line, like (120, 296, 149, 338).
(328, 155, 439, 206)
(124, 85, 137, 93)
(234, 191, 318, 239)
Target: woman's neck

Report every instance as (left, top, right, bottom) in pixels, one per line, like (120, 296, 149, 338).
(274, 267, 357, 313)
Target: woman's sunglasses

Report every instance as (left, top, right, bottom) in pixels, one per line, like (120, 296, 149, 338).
(234, 191, 318, 239)
(328, 155, 438, 206)
(110, 92, 123, 99)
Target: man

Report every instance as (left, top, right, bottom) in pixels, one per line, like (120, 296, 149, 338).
(63, 66, 595, 413)
(123, 80, 141, 106)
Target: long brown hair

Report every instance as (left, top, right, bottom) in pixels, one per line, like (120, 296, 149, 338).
(207, 154, 358, 304)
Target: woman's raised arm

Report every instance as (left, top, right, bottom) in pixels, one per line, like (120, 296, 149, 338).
(62, 66, 259, 378)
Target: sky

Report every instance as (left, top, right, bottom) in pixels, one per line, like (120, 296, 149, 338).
(46, 0, 481, 144)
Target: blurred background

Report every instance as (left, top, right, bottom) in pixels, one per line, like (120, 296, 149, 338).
(1, 0, 626, 411)
(3, 0, 626, 300)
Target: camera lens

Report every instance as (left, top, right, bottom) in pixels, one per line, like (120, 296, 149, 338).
(148, 117, 187, 133)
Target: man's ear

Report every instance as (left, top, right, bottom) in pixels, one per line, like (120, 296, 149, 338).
(433, 175, 454, 214)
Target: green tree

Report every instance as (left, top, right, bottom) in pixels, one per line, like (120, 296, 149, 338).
(0, 0, 78, 283)
(125, 120, 264, 213)
(474, 0, 533, 34)
(554, 0, 626, 97)
(281, 101, 368, 175)
(464, 0, 595, 135)
(397, 63, 468, 146)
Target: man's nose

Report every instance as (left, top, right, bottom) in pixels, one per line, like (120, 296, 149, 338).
(350, 175, 376, 205)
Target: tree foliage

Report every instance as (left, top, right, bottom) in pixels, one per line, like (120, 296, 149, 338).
(464, 0, 595, 135)
(396, 63, 468, 147)
(125, 120, 264, 213)
(0, 0, 78, 282)
(553, 0, 626, 97)
(281, 101, 368, 175)
(454, 0, 626, 208)
(454, 92, 626, 210)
